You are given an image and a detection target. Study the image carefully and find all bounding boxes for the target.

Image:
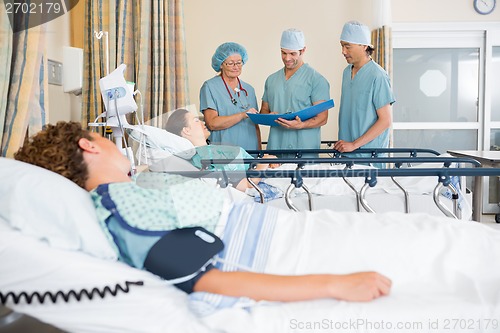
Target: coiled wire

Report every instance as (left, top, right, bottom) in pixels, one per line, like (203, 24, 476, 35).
(0, 281, 144, 305)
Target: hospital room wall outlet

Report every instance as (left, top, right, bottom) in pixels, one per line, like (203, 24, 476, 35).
(47, 59, 63, 86)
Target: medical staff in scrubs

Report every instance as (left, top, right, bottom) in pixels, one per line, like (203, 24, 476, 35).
(200, 42, 261, 151)
(260, 29, 331, 154)
(334, 21, 395, 166)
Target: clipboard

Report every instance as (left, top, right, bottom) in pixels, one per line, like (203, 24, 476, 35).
(247, 99, 334, 127)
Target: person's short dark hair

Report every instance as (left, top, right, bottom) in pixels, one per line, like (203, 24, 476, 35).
(366, 45, 375, 57)
(165, 109, 190, 137)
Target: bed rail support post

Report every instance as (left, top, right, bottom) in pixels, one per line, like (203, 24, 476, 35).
(433, 180, 459, 219)
(284, 176, 313, 212)
(342, 164, 361, 212)
(247, 177, 265, 204)
(285, 184, 300, 212)
(359, 175, 377, 213)
(391, 176, 410, 214)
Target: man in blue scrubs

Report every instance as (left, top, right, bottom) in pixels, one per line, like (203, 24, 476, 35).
(334, 21, 395, 167)
(260, 29, 331, 154)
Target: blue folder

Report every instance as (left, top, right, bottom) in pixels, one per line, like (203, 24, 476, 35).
(247, 99, 334, 126)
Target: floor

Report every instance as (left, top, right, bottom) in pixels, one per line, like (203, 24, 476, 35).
(479, 214, 500, 230)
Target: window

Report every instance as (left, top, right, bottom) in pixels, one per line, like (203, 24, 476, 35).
(393, 23, 500, 213)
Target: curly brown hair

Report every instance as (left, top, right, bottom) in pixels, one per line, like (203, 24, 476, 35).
(14, 121, 93, 189)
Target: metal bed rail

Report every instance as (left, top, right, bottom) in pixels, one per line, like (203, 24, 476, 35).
(246, 147, 442, 159)
(156, 156, 493, 219)
(203, 156, 479, 215)
(199, 156, 480, 169)
(162, 166, 500, 219)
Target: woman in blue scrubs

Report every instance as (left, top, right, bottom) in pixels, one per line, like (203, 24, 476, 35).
(200, 42, 261, 151)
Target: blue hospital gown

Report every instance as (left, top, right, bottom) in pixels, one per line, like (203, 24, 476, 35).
(190, 145, 252, 172)
(262, 63, 330, 153)
(89, 172, 280, 313)
(90, 173, 226, 268)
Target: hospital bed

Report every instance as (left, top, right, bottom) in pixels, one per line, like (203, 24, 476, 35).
(2, 156, 500, 333)
(129, 126, 476, 219)
(168, 152, 478, 220)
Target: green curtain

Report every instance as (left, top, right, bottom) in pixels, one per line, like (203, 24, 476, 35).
(82, 0, 190, 128)
(0, 6, 47, 158)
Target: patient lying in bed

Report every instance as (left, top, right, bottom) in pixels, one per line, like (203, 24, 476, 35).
(13, 121, 390, 304)
(131, 109, 283, 201)
(3, 121, 500, 332)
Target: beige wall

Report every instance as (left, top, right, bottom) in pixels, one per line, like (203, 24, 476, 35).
(184, 0, 500, 142)
(392, 0, 500, 23)
(45, 9, 82, 124)
(45, 0, 500, 129)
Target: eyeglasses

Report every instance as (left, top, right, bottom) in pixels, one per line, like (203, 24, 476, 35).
(224, 61, 243, 67)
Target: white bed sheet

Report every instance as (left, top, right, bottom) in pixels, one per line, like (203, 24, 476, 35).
(207, 209, 500, 332)
(2, 209, 500, 333)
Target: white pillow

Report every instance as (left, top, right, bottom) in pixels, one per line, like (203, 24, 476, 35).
(129, 125, 196, 159)
(0, 157, 117, 259)
(0, 222, 212, 333)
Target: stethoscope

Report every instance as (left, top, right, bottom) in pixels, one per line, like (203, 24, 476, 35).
(221, 76, 248, 107)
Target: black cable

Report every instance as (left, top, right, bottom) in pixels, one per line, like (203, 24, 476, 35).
(0, 281, 144, 305)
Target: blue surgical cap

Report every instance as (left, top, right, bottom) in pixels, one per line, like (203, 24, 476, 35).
(280, 28, 305, 51)
(211, 42, 248, 72)
(340, 21, 372, 47)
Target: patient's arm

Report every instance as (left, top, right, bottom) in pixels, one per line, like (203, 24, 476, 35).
(204, 108, 258, 131)
(194, 269, 391, 302)
(234, 154, 278, 192)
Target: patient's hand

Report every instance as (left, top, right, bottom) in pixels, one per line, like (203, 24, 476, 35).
(262, 154, 280, 169)
(328, 272, 392, 302)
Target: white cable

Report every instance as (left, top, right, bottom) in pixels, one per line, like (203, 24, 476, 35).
(134, 90, 145, 127)
(133, 110, 148, 166)
(132, 89, 149, 166)
(111, 89, 135, 175)
(93, 114, 106, 123)
(212, 256, 253, 272)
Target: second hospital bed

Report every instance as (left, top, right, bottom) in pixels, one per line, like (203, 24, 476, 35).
(197, 154, 476, 219)
(129, 126, 476, 220)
